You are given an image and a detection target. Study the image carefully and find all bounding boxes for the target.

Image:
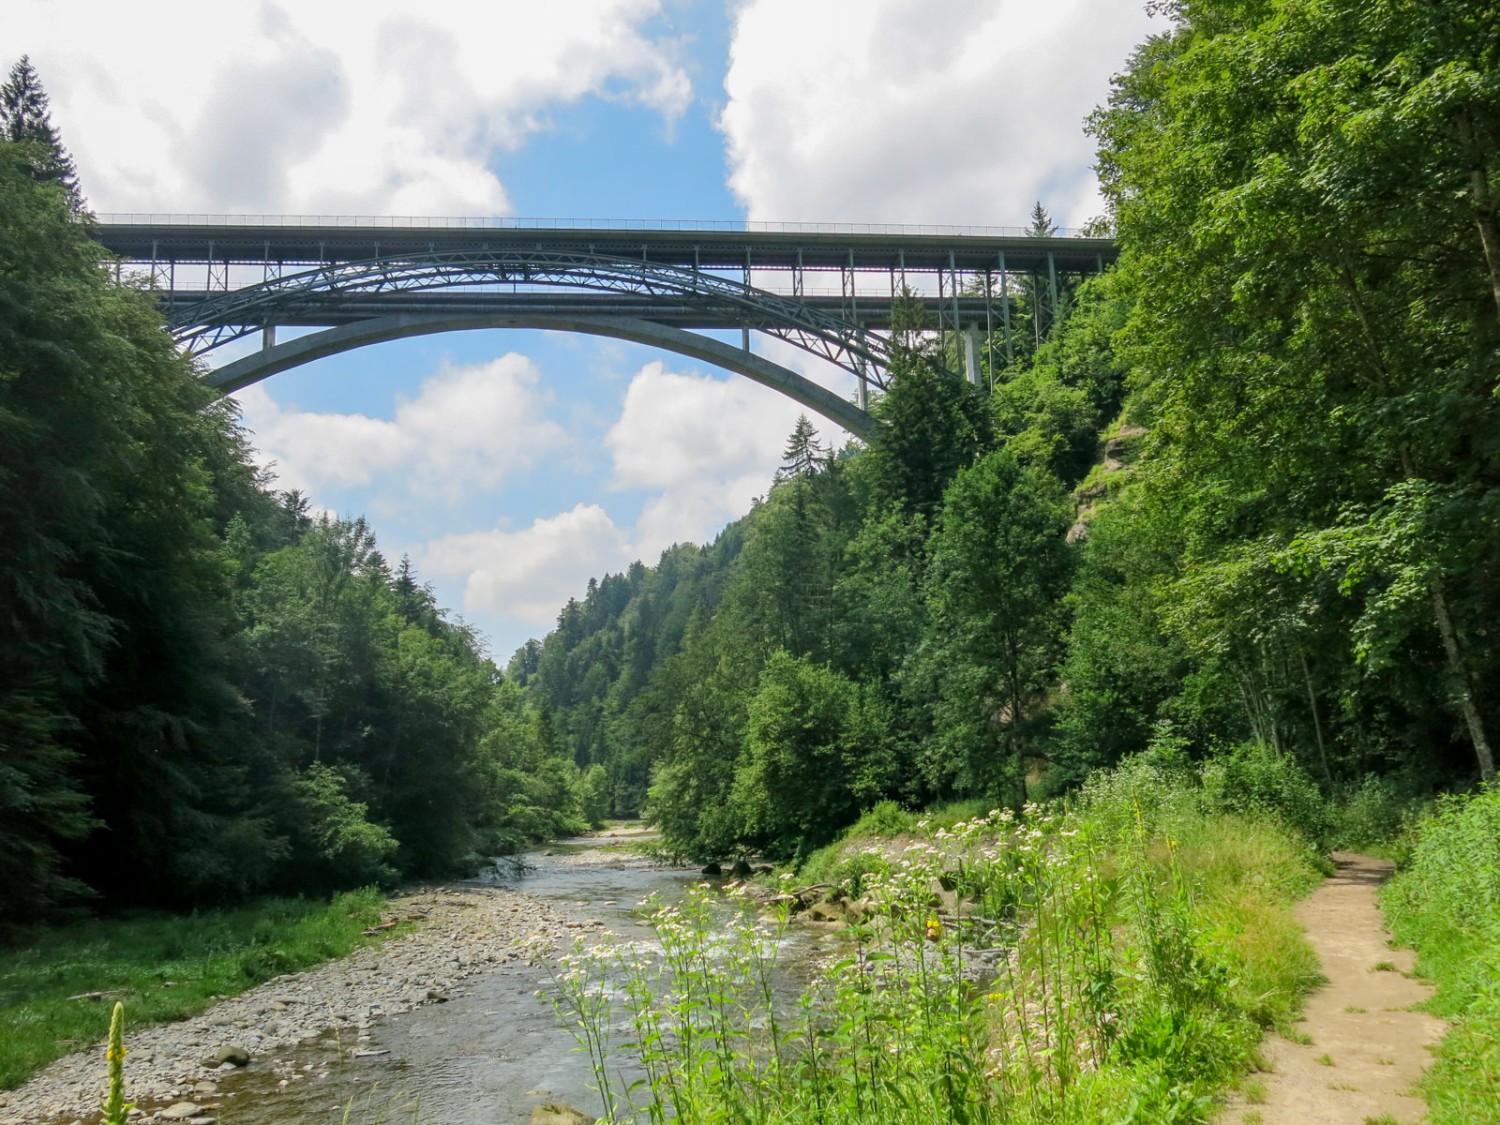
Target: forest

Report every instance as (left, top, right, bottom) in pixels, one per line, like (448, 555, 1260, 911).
(521, 0, 1500, 862)
(4, 3, 1500, 1118)
(0, 59, 591, 930)
(4, 0, 1500, 919)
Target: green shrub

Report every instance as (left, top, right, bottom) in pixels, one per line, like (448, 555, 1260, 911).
(1383, 785, 1500, 1124)
(1200, 744, 1331, 847)
(845, 799, 913, 837)
(1328, 774, 1425, 855)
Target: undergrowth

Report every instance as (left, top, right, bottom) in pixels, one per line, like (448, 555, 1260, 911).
(553, 753, 1323, 1123)
(1383, 784, 1500, 1124)
(0, 889, 387, 1090)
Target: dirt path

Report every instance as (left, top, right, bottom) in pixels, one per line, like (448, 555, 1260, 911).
(1219, 852, 1446, 1125)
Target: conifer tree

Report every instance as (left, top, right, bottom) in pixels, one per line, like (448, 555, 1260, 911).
(774, 414, 828, 482)
(0, 56, 83, 210)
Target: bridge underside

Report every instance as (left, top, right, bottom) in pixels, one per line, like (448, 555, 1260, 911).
(210, 312, 880, 440)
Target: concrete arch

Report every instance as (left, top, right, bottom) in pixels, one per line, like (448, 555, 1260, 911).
(207, 313, 878, 440)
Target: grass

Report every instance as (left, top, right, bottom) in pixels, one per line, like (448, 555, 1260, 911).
(0, 888, 389, 1091)
(552, 753, 1325, 1124)
(1382, 784, 1500, 1125)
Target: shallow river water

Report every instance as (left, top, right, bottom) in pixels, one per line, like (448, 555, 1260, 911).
(207, 841, 826, 1125)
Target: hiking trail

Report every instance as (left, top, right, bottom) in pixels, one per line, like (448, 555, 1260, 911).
(1219, 852, 1447, 1124)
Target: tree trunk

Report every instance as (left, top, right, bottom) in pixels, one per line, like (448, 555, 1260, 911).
(1430, 576, 1496, 781)
(1298, 649, 1334, 788)
(1459, 113, 1500, 330)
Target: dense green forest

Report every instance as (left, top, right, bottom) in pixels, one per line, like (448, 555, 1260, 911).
(0, 58, 589, 929)
(520, 0, 1500, 862)
(5, 0, 1499, 921)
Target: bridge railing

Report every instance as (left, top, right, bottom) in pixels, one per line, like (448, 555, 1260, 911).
(96, 213, 1094, 239)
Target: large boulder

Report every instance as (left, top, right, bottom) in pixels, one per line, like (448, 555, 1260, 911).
(201, 1044, 250, 1068)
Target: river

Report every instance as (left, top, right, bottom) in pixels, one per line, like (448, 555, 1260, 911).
(208, 836, 827, 1125)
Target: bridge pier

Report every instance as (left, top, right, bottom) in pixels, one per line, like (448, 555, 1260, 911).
(963, 326, 981, 385)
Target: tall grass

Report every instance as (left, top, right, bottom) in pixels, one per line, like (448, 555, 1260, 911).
(0, 889, 387, 1090)
(1383, 784, 1500, 1124)
(553, 755, 1323, 1124)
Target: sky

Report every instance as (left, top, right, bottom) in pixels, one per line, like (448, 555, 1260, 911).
(8, 0, 1161, 661)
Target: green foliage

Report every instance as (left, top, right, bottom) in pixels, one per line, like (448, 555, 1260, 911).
(1200, 744, 1333, 848)
(923, 450, 1073, 805)
(0, 56, 82, 208)
(554, 761, 1324, 1123)
(0, 85, 585, 920)
(1089, 0, 1500, 782)
(286, 764, 399, 889)
(1384, 786, 1500, 1123)
(1327, 775, 1426, 854)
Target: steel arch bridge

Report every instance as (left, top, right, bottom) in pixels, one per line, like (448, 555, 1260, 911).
(94, 218, 1118, 439)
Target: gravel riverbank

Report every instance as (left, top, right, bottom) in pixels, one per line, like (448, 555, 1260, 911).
(0, 885, 592, 1125)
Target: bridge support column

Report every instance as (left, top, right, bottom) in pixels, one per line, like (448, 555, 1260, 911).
(263, 325, 276, 350)
(963, 326, 981, 385)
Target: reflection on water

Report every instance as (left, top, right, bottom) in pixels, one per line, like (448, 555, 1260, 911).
(209, 843, 806, 1125)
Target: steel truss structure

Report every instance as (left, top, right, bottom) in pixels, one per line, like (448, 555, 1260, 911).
(95, 219, 1117, 435)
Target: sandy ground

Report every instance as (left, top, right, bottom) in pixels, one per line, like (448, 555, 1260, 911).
(1218, 852, 1447, 1125)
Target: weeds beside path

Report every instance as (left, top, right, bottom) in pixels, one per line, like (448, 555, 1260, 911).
(1219, 853, 1445, 1125)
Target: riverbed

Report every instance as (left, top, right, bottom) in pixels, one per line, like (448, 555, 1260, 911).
(213, 837, 706, 1125)
(2, 832, 814, 1125)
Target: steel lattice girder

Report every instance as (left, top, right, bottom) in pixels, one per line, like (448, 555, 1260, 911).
(169, 249, 904, 391)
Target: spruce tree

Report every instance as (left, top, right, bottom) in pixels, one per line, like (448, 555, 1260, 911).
(774, 414, 828, 482)
(0, 56, 83, 210)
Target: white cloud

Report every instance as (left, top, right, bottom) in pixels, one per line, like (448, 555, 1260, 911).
(233, 353, 566, 499)
(631, 470, 772, 562)
(606, 359, 805, 490)
(14, 0, 692, 215)
(603, 357, 849, 556)
(719, 0, 1160, 227)
(420, 503, 631, 628)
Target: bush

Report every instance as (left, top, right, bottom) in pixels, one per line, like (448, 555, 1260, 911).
(287, 764, 399, 888)
(1200, 743, 1331, 847)
(846, 800, 914, 837)
(1328, 774, 1425, 855)
(1383, 785, 1500, 1123)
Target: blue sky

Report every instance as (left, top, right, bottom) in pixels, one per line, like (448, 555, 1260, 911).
(10, 0, 1160, 661)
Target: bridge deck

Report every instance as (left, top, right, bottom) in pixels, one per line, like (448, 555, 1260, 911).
(95, 221, 1117, 275)
(159, 289, 1002, 330)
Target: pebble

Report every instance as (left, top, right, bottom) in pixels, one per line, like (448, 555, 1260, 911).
(1, 887, 575, 1125)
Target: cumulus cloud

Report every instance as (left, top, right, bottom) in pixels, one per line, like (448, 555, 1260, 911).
(719, 0, 1160, 227)
(13, 0, 692, 215)
(603, 359, 832, 552)
(420, 503, 632, 628)
(234, 353, 566, 499)
(606, 360, 808, 490)
(414, 357, 829, 635)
